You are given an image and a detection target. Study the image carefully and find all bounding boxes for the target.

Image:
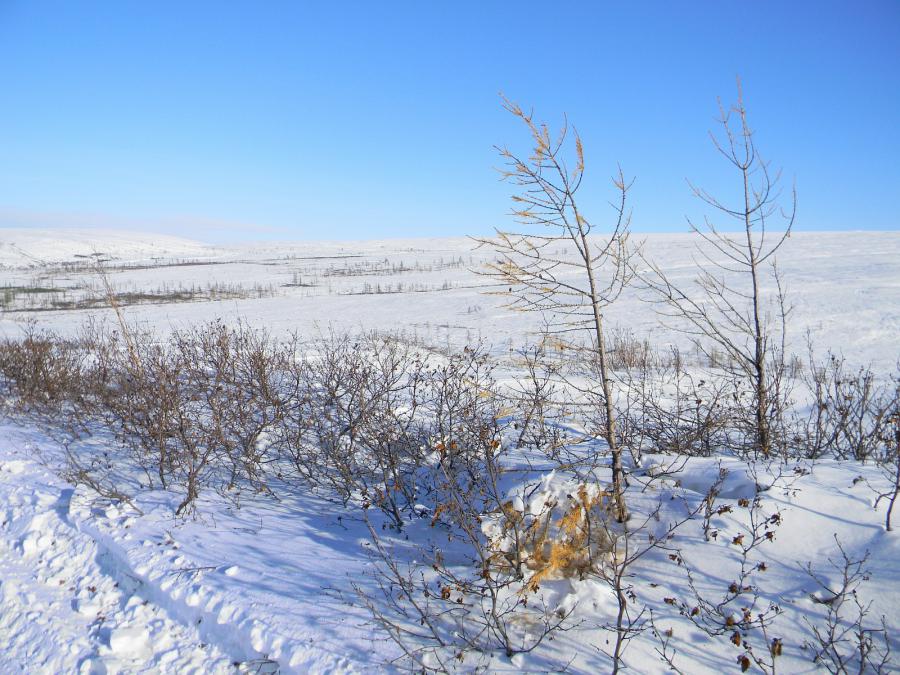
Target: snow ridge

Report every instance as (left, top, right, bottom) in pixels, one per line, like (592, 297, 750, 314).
(0, 433, 244, 674)
(0, 424, 375, 674)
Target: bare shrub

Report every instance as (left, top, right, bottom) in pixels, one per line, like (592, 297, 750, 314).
(87, 324, 179, 487)
(607, 327, 653, 371)
(0, 321, 87, 422)
(616, 349, 735, 459)
(277, 332, 432, 527)
(507, 342, 568, 453)
(803, 537, 894, 673)
(674, 486, 786, 674)
(794, 352, 898, 462)
(174, 320, 289, 502)
(76, 319, 291, 515)
(61, 440, 144, 515)
(640, 82, 795, 458)
(357, 425, 582, 669)
(873, 406, 900, 531)
(595, 499, 707, 674)
(349, 344, 647, 669)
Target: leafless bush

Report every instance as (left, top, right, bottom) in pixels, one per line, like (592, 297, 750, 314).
(0, 321, 88, 426)
(358, 518, 574, 671)
(507, 342, 568, 453)
(616, 353, 734, 459)
(85, 322, 199, 511)
(802, 537, 894, 673)
(593, 494, 713, 674)
(674, 485, 786, 674)
(174, 321, 290, 503)
(873, 408, 900, 531)
(356, 412, 586, 669)
(61, 440, 144, 515)
(793, 352, 898, 462)
(75, 319, 291, 514)
(276, 332, 433, 527)
(341, 335, 430, 526)
(355, 349, 632, 669)
(607, 327, 653, 371)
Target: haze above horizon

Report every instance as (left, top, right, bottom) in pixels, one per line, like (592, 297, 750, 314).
(1, 2, 898, 242)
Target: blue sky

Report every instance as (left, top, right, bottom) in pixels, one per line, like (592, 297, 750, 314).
(0, 2, 897, 241)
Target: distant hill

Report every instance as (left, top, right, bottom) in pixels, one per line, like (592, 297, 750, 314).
(0, 228, 215, 268)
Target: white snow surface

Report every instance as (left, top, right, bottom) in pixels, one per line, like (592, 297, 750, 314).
(0, 424, 384, 674)
(0, 427, 238, 674)
(0, 228, 897, 368)
(0, 228, 214, 267)
(3, 424, 900, 673)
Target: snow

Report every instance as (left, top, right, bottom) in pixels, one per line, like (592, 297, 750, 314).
(0, 422, 385, 673)
(0, 228, 215, 268)
(0, 229, 897, 368)
(4, 428, 898, 672)
(0, 429, 238, 674)
(0, 228, 898, 672)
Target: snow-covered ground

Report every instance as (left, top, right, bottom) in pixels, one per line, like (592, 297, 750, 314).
(0, 228, 898, 673)
(0, 423, 387, 674)
(1, 228, 897, 368)
(0, 424, 238, 674)
(3, 423, 899, 673)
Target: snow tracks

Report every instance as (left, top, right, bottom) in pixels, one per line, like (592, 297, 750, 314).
(0, 449, 243, 674)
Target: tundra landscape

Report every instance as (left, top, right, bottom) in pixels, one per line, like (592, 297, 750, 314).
(0, 220, 898, 673)
(1, 3, 898, 674)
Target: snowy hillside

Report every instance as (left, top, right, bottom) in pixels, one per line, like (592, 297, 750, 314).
(3, 423, 898, 673)
(0, 229, 216, 268)
(0, 228, 898, 674)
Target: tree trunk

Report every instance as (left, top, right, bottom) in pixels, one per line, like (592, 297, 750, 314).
(581, 231, 627, 522)
(743, 166, 772, 458)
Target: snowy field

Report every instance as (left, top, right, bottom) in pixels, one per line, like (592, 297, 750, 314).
(0, 228, 898, 674)
(1, 228, 897, 368)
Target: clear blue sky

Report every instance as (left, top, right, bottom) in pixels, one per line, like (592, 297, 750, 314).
(1, 1, 897, 241)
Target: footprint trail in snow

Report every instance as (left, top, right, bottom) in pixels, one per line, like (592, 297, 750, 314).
(0, 452, 240, 674)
